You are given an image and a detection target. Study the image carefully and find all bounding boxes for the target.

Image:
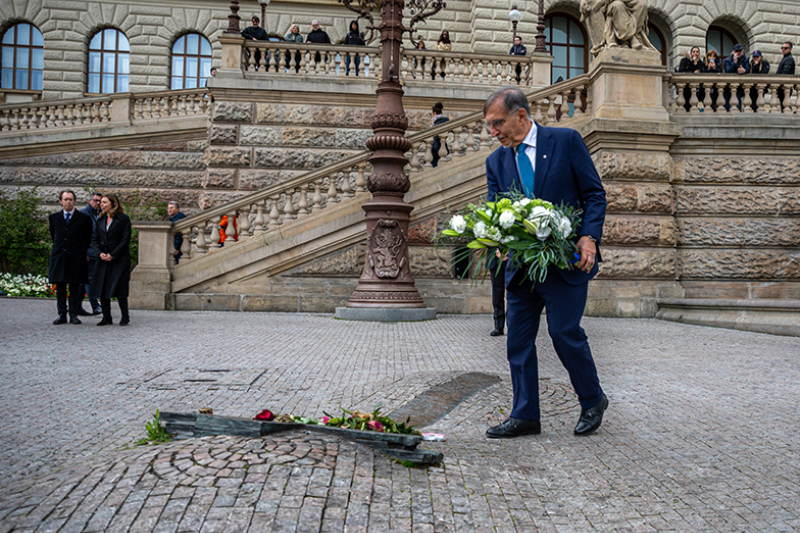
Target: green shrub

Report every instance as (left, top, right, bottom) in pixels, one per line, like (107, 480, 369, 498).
(0, 187, 51, 275)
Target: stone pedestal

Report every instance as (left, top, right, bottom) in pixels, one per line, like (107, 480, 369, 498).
(130, 221, 172, 310)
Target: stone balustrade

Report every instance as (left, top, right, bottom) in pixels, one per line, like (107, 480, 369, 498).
(669, 74, 798, 114)
(239, 40, 550, 86)
(0, 88, 210, 134)
(169, 75, 591, 266)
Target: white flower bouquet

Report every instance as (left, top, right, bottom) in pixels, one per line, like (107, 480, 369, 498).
(438, 194, 583, 284)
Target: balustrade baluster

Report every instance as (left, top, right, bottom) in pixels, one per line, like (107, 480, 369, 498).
(465, 123, 476, 151)
(65, 104, 77, 127)
(481, 60, 489, 82)
(169, 95, 178, 116)
(560, 90, 571, 120)
(179, 226, 192, 260)
(422, 141, 433, 166)
(782, 84, 793, 113)
(715, 83, 726, 112)
(297, 185, 309, 216)
(133, 99, 142, 119)
(479, 123, 489, 145)
(301, 50, 309, 75)
(546, 98, 557, 124)
(311, 180, 324, 211)
(409, 143, 421, 171)
(0, 109, 9, 131)
(703, 84, 713, 112)
(207, 217, 221, 251)
(224, 210, 237, 243)
(742, 84, 753, 113)
(340, 171, 353, 198)
(247, 45, 257, 71)
(330, 51, 338, 76)
(675, 83, 686, 113)
(533, 100, 544, 123)
(439, 131, 450, 161)
(194, 224, 207, 255)
(270, 47, 279, 72)
(489, 60, 498, 83)
(238, 206, 251, 238)
(326, 176, 338, 203)
(356, 161, 367, 191)
(755, 84, 765, 113)
(282, 191, 295, 220)
(463, 58, 471, 82)
(158, 97, 168, 118)
(730, 84, 741, 113)
(269, 195, 282, 227)
(373, 54, 381, 81)
(573, 86, 585, 116)
(689, 83, 700, 114)
(18, 107, 29, 130)
(253, 199, 267, 234)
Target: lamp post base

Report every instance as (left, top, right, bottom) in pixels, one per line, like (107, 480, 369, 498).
(334, 307, 437, 322)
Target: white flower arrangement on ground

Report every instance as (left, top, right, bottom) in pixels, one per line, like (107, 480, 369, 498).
(439, 194, 583, 284)
(0, 273, 54, 298)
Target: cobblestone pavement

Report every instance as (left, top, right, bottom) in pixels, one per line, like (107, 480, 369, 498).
(1, 298, 798, 532)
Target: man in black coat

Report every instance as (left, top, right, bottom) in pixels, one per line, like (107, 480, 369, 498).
(48, 190, 93, 325)
(79, 191, 103, 315)
(242, 16, 269, 70)
(776, 42, 795, 111)
(306, 20, 332, 66)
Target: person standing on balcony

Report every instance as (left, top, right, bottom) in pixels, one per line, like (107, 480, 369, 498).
(285, 24, 304, 73)
(412, 40, 427, 78)
(91, 194, 131, 326)
(677, 46, 705, 111)
(723, 43, 749, 110)
(434, 30, 452, 80)
(343, 20, 366, 76)
(776, 42, 795, 111)
(242, 16, 269, 71)
(430, 102, 449, 167)
(307, 21, 332, 67)
(509, 36, 527, 85)
(168, 202, 187, 265)
(703, 49, 721, 111)
(79, 191, 103, 315)
(49, 190, 93, 325)
(747, 50, 770, 111)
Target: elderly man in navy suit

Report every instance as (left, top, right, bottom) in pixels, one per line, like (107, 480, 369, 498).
(483, 87, 608, 438)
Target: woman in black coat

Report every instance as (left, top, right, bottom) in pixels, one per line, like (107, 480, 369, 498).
(91, 193, 132, 326)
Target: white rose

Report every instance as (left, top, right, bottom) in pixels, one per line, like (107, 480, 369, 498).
(536, 225, 552, 240)
(473, 221, 487, 238)
(498, 210, 515, 229)
(529, 205, 551, 221)
(449, 215, 467, 234)
(557, 216, 572, 237)
(486, 226, 502, 242)
(520, 198, 531, 206)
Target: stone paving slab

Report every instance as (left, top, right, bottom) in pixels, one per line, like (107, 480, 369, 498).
(1, 298, 799, 532)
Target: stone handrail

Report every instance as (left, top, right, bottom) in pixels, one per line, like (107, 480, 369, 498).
(669, 74, 798, 114)
(170, 74, 591, 265)
(0, 88, 210, 133)
(240, 40, 548, 86)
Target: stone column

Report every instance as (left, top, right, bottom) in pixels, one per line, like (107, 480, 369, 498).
(130, 221, 172, 310)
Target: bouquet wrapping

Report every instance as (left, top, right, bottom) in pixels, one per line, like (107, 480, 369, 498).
(439, 194, 584, 284)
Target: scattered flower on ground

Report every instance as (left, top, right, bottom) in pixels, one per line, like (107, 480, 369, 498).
(250, 404, 419, 435)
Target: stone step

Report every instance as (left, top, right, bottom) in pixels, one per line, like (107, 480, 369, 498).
(656, 298, 800, 337)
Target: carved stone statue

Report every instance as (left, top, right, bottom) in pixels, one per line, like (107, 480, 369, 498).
(580, 0, 657, 56)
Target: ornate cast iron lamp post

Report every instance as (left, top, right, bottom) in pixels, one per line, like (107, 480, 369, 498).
(259, 0, 271, 28)
(534, 0, 547, 53)
(336, 0, 444, 317)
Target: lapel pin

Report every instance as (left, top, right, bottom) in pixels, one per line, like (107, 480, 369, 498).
(543, 155, 547, 159)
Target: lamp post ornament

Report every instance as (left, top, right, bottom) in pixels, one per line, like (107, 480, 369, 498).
(509, 6, 521, 45)
(259, 0, 271, 30)
(338, 0, 445, 309)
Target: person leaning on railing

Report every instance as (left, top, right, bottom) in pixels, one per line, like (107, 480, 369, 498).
(412, 41, 427, 78)
(434, 31, 452, 80)
(242, 16, 269, 70)
(676, 46, 705, 111)
(776, 42, 795, 111)
(306, 20, 332, 66)
(285, 24, 304, 73)
(723, 43, 749, 111)
(748, 50, 770, 111)
(343, 20, 366, 76)
(703, 49, 721, 111)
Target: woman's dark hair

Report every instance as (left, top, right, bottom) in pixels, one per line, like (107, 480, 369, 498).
(432, 102, 444, 114)
(438, 30, 450, 44)
(103, 193, 124, 218)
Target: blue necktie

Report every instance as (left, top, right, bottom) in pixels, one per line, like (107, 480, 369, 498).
(65, 212, 71, 225)
(517, 143, 535, 198)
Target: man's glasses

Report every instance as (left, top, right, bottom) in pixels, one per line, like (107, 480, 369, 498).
(782, 46, 791, 50)
(485, 118, 506, 130)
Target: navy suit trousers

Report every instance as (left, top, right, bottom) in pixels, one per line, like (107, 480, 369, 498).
(505, 271, 604, 420)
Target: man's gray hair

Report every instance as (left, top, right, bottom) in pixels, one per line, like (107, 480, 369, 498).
(168, 201, 180, 210)
(484, 87, 531, 119)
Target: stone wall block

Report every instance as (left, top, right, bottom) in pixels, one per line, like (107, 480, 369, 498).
(255, 103, 289, 124)
(141, 152, 205, 170)
(208, 125, 239, 145)
(201, 169, 236, 189)
(678, 218, 800, 247)
(680, 250, 800, 279)
(211, 102, 253, 123)
(595, 150, 672, 182)
(409, 246, 453, 278)
(205, 146, 251, 167)
(287, 246, 364, 276)
(281, 127, 336, 148)
(335, 129, 372, 149)
(93, 151, 143, 168)
(605, 183, 638, 212)
(240, 126, 281, 146)
(308, 150, 359, 169)
(254, 148, 310, 169)
(197, 191, 251, 210)
(676, 187, 800, 215)
(637, 184, 674, 213)
(602, 215, 674, 245)
(677, 157, 800, 185)
(598, 249, 677, 279)
(238, 169, 303, 190)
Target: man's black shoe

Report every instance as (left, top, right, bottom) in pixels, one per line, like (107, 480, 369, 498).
(486, 417, 541, 438)
(490, 327, 504, 337)
(92, 308, 103, 315)
(119, 317, 130, 326)
(97, 318, 113, 326)
(574, 394, 608, 436)
(76, 308, 92, 316)
(53, 315, 67, 325)
(69, 316, 82, 325)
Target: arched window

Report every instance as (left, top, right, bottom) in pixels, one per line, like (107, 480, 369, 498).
(648, 24, 667, 66)
(171, 33, 212, 90)
(706, 26, 737, 59)
(87, 28, 129, 94)
(543, 14, 588, 83)
(1, 22, 44, 91)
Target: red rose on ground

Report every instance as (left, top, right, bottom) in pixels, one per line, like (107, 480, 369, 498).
(254, 409, 275, 421)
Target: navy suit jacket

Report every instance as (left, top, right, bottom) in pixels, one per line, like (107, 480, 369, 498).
(486, 123, 606, 287)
